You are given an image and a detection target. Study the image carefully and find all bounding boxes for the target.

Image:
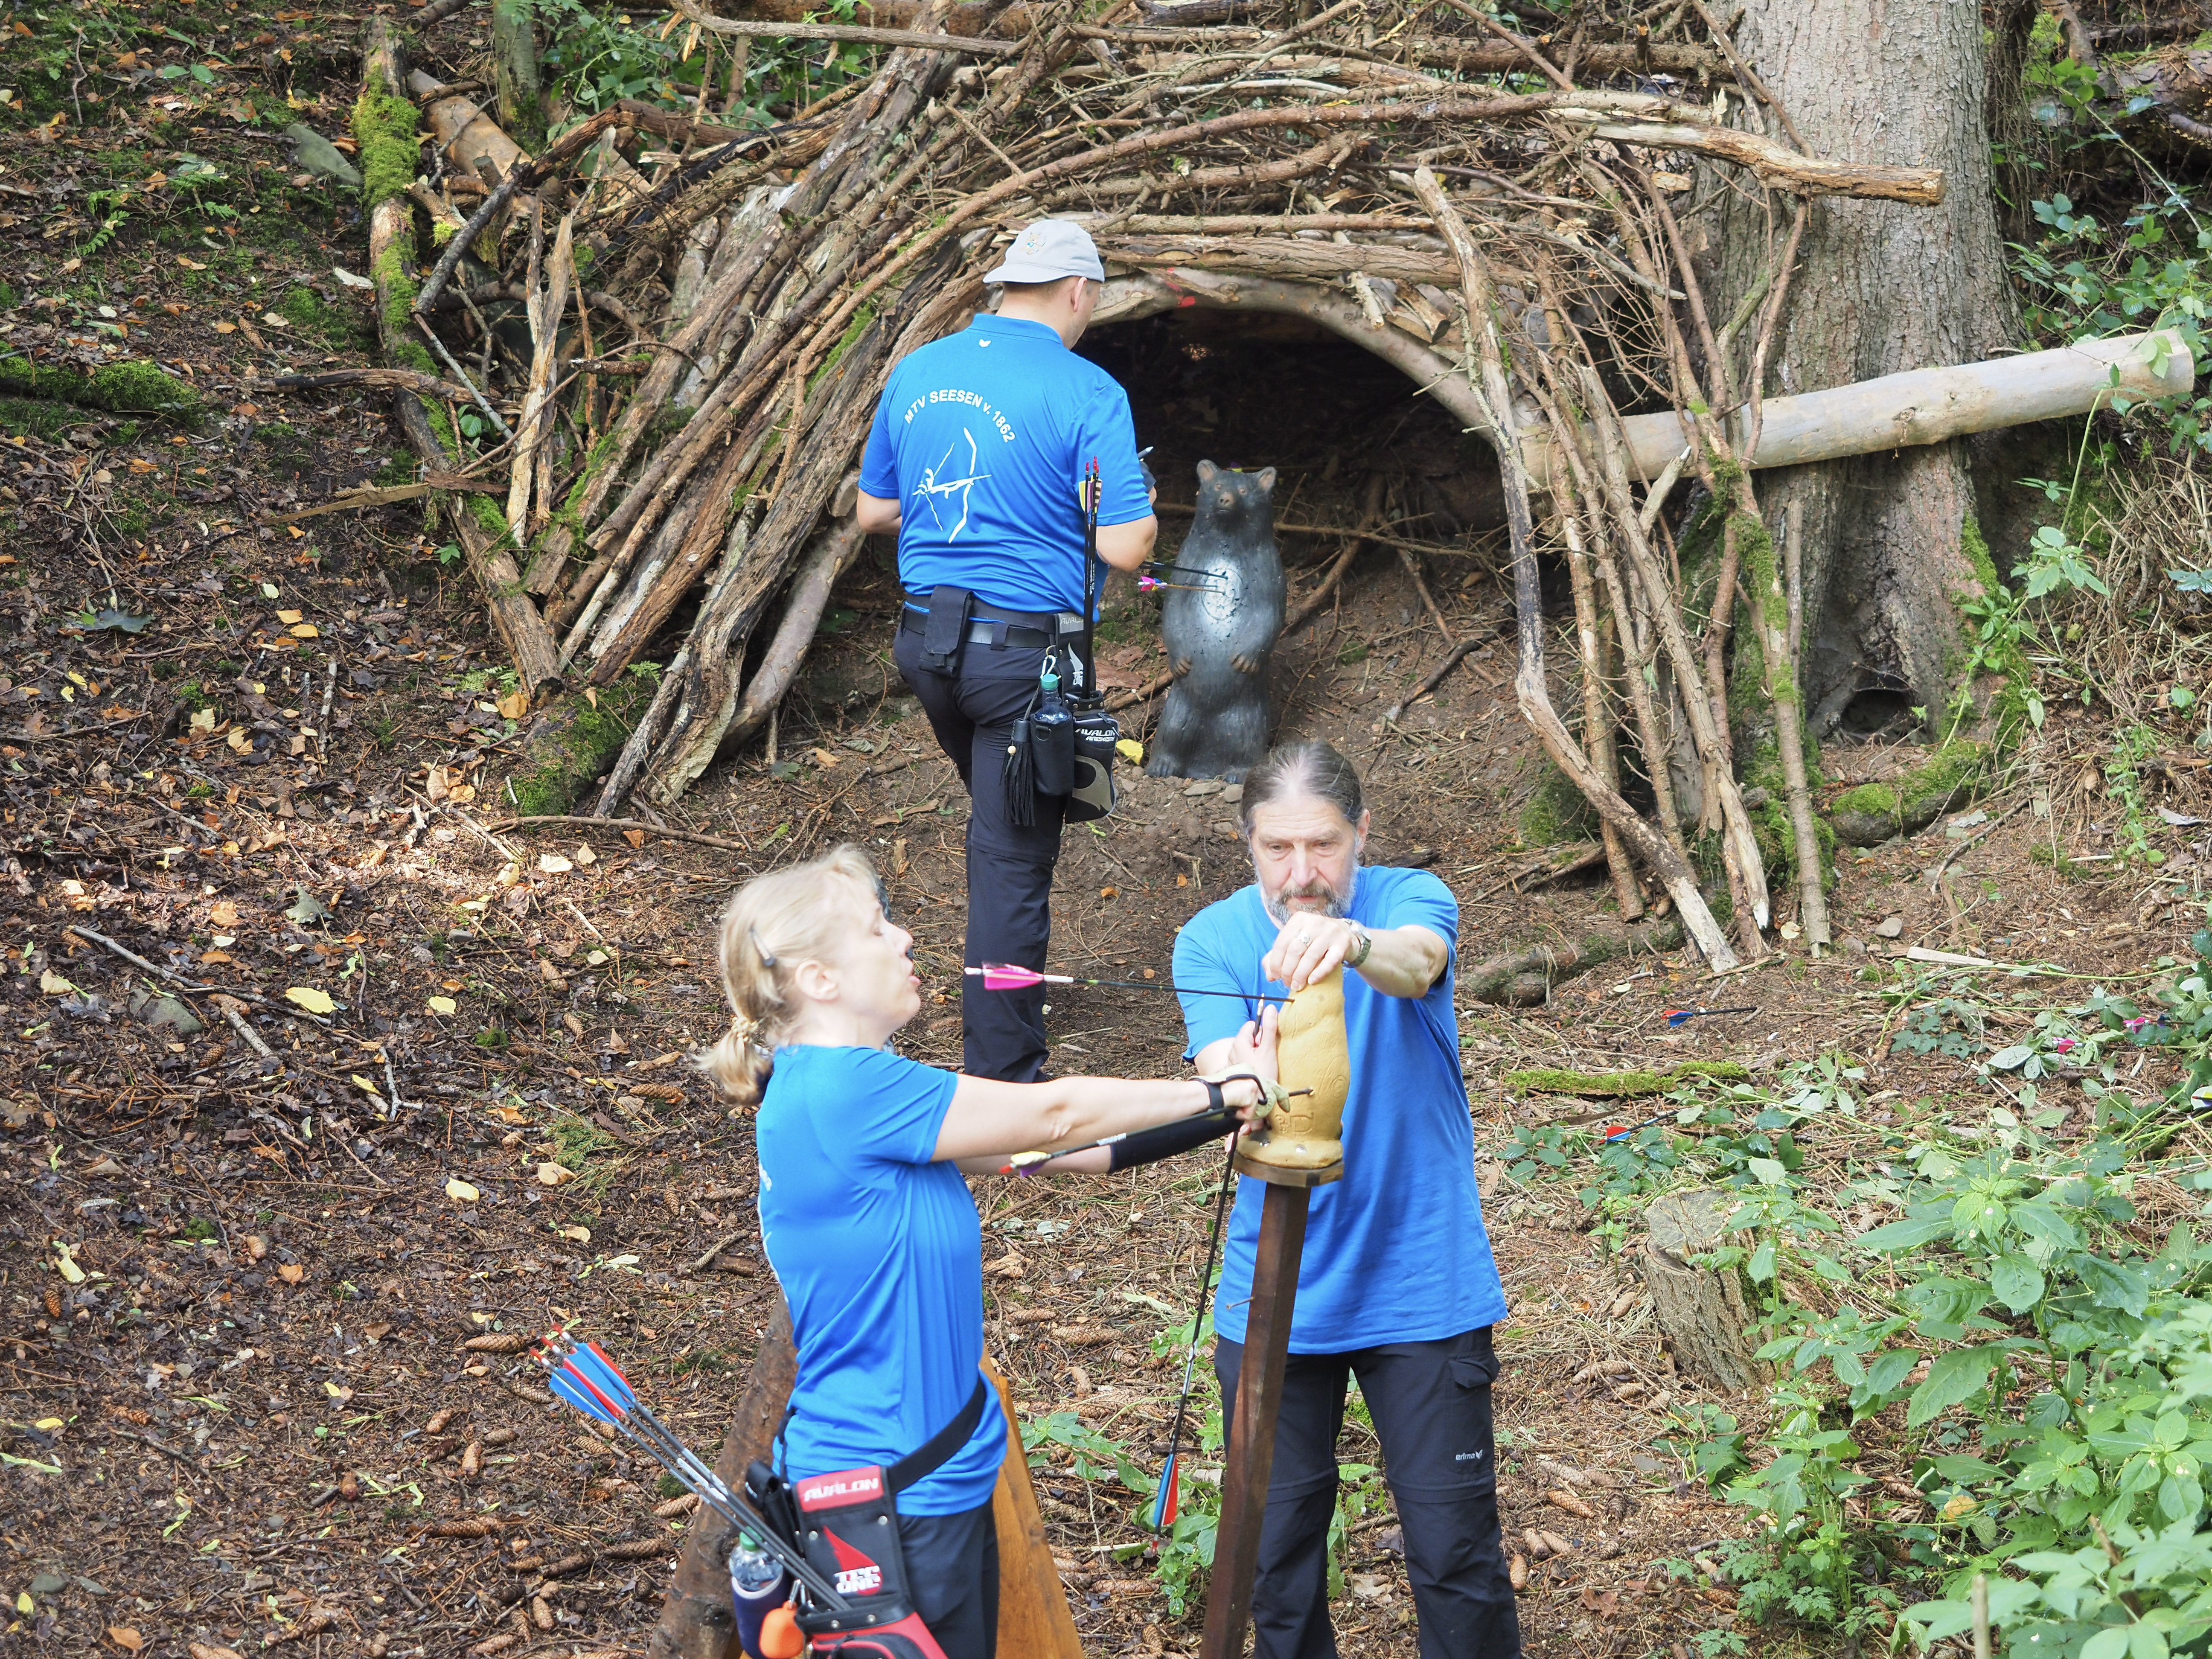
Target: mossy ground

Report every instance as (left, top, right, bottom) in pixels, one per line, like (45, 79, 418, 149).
(1503, 1061, 1751, 1097)
(0, 395, 74, 441)
(501, 665, 664, 817)
(279, 282, 375, 352)
(1520, 756, 1600, 846)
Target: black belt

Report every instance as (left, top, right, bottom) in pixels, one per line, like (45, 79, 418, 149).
(887, 1376, 990, 1493)
(899, 594, 1082, 652)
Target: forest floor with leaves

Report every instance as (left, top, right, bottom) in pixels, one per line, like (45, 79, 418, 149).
(9, 47, 2212, 1659)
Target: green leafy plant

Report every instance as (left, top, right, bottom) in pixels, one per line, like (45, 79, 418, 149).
(2103, 723, 2165, 865)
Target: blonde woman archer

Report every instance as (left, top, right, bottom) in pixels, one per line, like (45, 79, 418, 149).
(699, 843, 1279, 1659)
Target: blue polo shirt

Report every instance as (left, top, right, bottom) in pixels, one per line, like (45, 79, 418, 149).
(859, 314, 1150, 614)
(1172, 869, 1508, 1352)
(755, 1045, 1004, 1515)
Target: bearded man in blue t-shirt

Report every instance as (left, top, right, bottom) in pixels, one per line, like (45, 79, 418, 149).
(1174, 739, 1518, 1659)
(856, 219, 1157, 1083)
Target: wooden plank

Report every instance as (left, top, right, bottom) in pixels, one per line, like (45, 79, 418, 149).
(1202, 1179, 1312, 1659)
(984, 1359, 1084, 1659)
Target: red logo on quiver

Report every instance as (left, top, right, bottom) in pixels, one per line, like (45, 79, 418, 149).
(826, 1530, 885, 1597)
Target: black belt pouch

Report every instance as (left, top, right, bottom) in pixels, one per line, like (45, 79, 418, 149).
(1066, 707, 1120, 824)
(920, 586, 976, 675)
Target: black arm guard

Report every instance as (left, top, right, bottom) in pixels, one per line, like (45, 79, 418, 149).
(1106, 1107, 1236, 1172)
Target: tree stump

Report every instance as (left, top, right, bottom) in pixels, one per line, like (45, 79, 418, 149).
(1643, 1189, 1764, 1394)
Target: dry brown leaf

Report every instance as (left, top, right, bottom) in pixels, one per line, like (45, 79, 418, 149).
(210, 899, 240, 928)
(276, 1263, 305, 1285)
(105, 1629, 144, 1653)
(622, 829, 646, 848)
(535, 1161, 576, 1188)
(191, 1644, 246, 1659)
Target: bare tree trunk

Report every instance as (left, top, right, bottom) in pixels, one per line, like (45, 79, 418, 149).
(1704, 0, 2020, 727)
(492, 0, 543, 146)
(647, 1301, 796, 1659)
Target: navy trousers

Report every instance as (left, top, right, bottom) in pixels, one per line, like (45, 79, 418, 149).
(899, 1500, 999, 1659)
(1215, 1325, 1522, 1659)
(894, 626, 1065, 1083)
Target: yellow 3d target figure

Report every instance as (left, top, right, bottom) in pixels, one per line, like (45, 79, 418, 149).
(1241, 967, 1349, 1173)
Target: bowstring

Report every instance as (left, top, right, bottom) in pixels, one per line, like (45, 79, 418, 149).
(1158, 1132, 1241, 1513)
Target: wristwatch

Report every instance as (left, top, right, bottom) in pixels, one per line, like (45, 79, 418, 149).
(1347, 927, 1374, 970)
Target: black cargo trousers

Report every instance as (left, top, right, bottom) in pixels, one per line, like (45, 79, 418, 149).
(893, 620, 1070, 1083)
(1216, 1324, 1522, 1659)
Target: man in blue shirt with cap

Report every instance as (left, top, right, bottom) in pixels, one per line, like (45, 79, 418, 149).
(1175, 739, 1519, 1659)
(857, 219, 1157, 1082)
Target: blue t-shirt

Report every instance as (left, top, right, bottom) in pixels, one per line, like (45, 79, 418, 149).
(1173, 868, 1508, 1352)
(859, 315, 1151, 615)
(754, 1045, 1005, 1515)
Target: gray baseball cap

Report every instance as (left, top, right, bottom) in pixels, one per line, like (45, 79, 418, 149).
(983, 219, 1106, 285)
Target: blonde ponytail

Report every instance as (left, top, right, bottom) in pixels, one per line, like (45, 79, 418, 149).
(698, 844, 881, 1106)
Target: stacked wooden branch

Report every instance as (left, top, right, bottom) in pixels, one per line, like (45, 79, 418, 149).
(351, 0, 1958, 963)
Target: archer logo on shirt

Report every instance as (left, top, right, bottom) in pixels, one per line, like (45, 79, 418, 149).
(912, 428, 990, 540)
(827, 1531, 885, 1596)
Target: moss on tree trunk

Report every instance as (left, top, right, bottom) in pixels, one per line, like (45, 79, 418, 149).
(496, 664, 664, 817)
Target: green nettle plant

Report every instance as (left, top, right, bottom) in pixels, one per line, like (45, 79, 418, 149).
(1492, 919, 2212, 1653)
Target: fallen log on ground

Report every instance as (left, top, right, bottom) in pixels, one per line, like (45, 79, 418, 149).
(1461, 917, 1687, 1006)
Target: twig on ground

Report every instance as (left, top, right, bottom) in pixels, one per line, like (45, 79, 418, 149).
(64, 925, 310, 1019)
(215, 997, 277, 1059)
(1921, 795, 2034, 891)
(688, 1229, 755, 1275)
(487, 815, 757, 856)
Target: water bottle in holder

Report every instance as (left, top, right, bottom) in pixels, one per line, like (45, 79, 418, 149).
(1031, 671, 1075, 797)
(729, 1539, 794, 1659)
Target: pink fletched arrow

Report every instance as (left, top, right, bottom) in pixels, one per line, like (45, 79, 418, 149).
(968, 963, 1286, 1002)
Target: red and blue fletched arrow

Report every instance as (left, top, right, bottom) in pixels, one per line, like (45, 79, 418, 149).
(1149, 1450, 1180, 1531)
(545, 1340, 636, 1423)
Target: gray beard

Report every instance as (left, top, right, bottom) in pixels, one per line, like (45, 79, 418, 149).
(1260, 863, 1358, 925)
